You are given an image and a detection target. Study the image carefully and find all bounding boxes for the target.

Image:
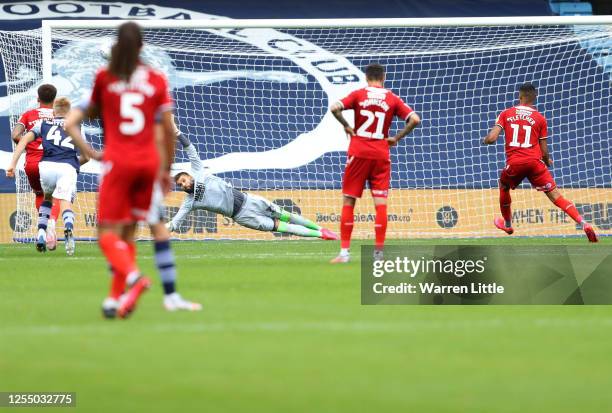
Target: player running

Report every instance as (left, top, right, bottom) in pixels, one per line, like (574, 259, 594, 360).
(168, 123, 338, 240)
(483, 82, 598, 242)
(6, 97, 84, 255)
(65, 22, 183, 319)
(11, 84, 62, 250)
(329, 63, 421, 263)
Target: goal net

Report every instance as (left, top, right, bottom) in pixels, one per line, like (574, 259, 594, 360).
(0, 17, 610, 242)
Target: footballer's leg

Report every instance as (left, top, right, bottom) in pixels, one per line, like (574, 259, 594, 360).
(494, 183, 514, 235)
(332, 156, 368, 263)
(35, 161, 58, 252)
(115, 222, 151, 319)
(98, 167, 144, 319)
(331, 195, 356, 263)
(329, 194, 356, 263)
(99, 224, 142, 319)
(545, 189, 598, 242)
(61, 199, 75, 256)
(27, 161, 59, 250)
(35, 196, 53, 253)
(47, 198, 61, 251)
(145, 182, 201, 311)
(54, 165, 77, 256)
(274, 219, 328, 238)
(150, 222, 202, 312)
(494, 164, 522, 235)
(528, 161, 598, 242)
(275, 208, 338, 240)
(233, 194, 324, 238)
(370, 158, 391, 260)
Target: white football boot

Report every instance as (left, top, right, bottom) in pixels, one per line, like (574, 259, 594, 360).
(163, 293, 203, 312)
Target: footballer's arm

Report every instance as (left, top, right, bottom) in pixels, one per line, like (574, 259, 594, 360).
(6, 131, 35, 178)
(483, 125, 502, 145)
(11, 123, 25, 144)
(65, 107, 101, 161)
(185, 141, 203, 174)
(173, 125, 203, 174)
(539, 137, 552, 167)
(330, 102, 355, 137)
(166, 197, 194, 232)
(159, 110, 176, 174)
(388, 113, 421, 146)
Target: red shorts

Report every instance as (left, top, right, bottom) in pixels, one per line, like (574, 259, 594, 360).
(24, 160, 43, 196)
(342, 156, 390, 198)
(98, 159, 158, 224)
(500, 160, 557, 193)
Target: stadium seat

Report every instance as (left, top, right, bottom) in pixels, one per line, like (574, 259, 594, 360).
(549, 1, 593, 15)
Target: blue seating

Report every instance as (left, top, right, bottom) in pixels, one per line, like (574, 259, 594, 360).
(550, 1, 593, 15)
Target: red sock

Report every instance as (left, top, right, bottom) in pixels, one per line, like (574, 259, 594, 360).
(127, 242, 136, 264)
(499, 188, 512, 226)
(374, 204, 388, 250)
(109, 273, 126, 300)
(554, 196, 583, 225)
(50, 199, 61, 221)
(99, 233, 137, 299)
(34, 193, 43, 210)
(340, 205, 354, 249)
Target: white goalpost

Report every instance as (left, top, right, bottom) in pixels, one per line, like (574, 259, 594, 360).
(1, 16, 610, 242)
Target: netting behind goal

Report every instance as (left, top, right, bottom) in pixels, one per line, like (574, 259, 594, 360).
(0, 20, 610, 242)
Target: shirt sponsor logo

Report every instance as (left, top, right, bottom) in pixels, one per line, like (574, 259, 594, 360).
(194, 182, 205, 202)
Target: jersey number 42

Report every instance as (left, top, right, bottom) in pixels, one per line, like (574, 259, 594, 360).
(47, 125, 74, 149)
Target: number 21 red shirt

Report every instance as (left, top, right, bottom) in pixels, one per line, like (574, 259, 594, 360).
(339, 86, 414, 160)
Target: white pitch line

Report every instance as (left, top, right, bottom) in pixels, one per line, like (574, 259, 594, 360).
(4, 318, 612, 337)
(0, 320, 503, 336)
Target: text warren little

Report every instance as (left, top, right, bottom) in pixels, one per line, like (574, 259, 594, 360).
(373, 282, 505, 294)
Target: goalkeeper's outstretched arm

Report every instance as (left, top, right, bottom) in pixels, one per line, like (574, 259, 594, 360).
(166, 196, 194, 232)
(174, 123, 203, 175)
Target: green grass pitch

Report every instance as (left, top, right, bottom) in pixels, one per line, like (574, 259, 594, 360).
(1, 238, 611, 412)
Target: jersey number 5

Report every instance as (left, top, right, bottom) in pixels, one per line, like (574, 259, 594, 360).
(120, 92, 145, 135)
(509, 124, 533, 148)
(357, 110, 386, 139)
(47, 125, 74, 149)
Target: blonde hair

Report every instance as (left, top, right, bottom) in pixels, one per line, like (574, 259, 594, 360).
(53, 96, 71, 116)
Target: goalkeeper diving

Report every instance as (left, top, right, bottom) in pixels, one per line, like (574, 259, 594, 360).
(167, 126, 339, 240)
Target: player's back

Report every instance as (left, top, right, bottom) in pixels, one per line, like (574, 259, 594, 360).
(92, 64, 172, 164)
(496, 105, 548, 164)
(34, 118, 80, 171)
(341, 86, 413, 159)
(18, 107, 54, 160)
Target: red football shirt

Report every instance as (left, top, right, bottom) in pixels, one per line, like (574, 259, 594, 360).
(495, 105, 548, 164)
(16, 107, 54, 165)
(339, 86, 414, 160)
(89, 63, 173, 164)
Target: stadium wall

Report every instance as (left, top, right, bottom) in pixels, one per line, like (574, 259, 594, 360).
(1, 189, 609, 243)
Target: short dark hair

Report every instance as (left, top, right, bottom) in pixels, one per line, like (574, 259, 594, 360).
(365, 63, 385, 81)
(174, 172, 189, 184)
(519, 82, 537, 100)
(37, 84, 57, 104)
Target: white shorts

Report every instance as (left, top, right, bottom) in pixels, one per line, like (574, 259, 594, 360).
(146, 182, 165, 225)
(39, 161, 77, 202)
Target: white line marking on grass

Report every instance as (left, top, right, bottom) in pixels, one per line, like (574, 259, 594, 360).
(0, 320, 503, 336)
(5, 318, 612, 337)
